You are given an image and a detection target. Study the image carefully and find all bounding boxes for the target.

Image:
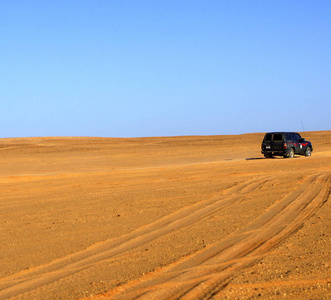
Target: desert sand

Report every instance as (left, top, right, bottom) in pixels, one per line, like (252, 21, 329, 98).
(0, 131, 330, 299)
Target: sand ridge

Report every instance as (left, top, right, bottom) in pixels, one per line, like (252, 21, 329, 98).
(0, 132, 330, 299)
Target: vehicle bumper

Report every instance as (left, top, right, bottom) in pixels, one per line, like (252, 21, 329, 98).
(261, 150, 288, 156)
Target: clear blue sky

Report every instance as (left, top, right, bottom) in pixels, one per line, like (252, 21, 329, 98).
(1, 0, 330, 138)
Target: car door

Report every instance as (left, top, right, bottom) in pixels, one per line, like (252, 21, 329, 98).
(263, 133, 272, 151)
(271, 133, 284, 152)
(292, 133, 302, 154)
(296, 133, 306, 154)
(291, 133, 301, 154)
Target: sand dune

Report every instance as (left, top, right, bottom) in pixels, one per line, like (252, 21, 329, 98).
(0, 132, 330, 299)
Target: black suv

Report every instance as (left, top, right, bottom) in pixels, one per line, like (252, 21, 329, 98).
(261, 132, 313, 158)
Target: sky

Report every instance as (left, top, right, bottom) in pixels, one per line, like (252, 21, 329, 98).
(1, 0, 330, 138)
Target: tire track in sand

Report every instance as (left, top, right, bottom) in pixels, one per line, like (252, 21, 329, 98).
(93, 173, 330, 299)
(0, 177, 267, 299)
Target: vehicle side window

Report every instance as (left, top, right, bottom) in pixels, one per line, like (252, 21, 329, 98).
(273, 134, 283, 141)
(295, 133, 301, 141)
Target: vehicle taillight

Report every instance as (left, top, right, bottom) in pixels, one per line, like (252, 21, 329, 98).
(284, 143, 287, 149)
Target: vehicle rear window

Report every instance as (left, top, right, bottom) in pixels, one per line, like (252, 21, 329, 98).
(273, 134, 283, 141)
(265, 134, 272, 141)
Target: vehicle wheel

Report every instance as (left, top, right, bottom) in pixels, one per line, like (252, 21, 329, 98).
(264, 153, 272, 158)
(305, 147, 311, 157)
(288, 148, 294, 158)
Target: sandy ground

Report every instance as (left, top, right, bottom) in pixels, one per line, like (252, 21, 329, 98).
(0, 131, 330, 300)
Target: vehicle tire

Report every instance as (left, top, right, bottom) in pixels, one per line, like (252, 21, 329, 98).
(288, 148, 294, 158)
(305, 147, 312, 157)
(264, 153, 272, 158)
